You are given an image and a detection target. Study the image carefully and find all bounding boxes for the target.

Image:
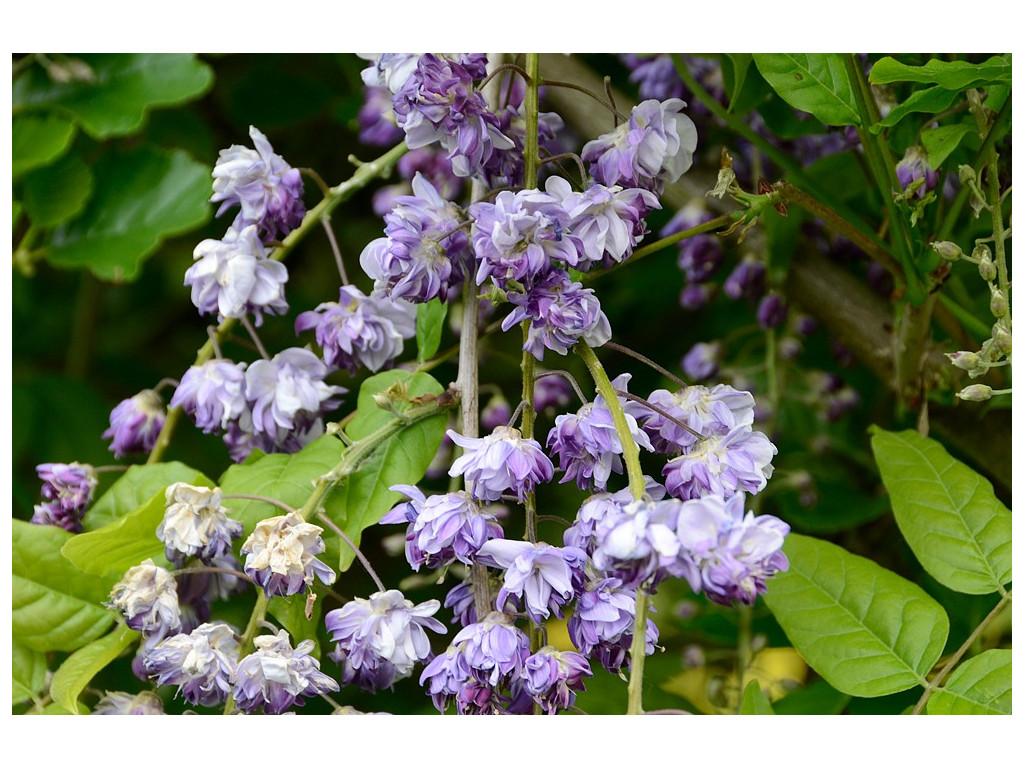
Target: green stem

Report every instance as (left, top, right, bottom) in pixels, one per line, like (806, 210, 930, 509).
(575, 342, 645, 500)
(626, 588, 650, 715)
(735, 604, 753, 713)
(524, 53, 540, 190)
(223, 590, 268, 715)
(911, 590, 1011, 715)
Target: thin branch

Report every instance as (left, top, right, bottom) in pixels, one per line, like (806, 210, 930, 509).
(602, 341, 689, 389)
(535, 369, 589, 405)
(317, 512, 386, 594)
(240, 315, 270, 360)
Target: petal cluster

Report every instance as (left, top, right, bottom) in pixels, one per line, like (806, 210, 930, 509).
(240, 512, 336, 598)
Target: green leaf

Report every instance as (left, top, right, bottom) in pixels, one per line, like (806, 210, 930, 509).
(927, 649, 1011, 715)
(920, 123, 974, 169)
(772, 679, 851, 715)
(869, 55, 1012, 90)
(12, 113, 77, 178)
(345, 370, 445, 440)
(31, 701, 91, 715)
(753, 54, 860, 126)
(267, 589, 324, 656)
(50, 625, 138, 715)
(86, 462, 211, 531)
(739, 680, 775, 714)
(12, 520, 115, 652)
(218, 435, 345, 538)
(871, 86, 961, 132)
(22, 151, 95, 228)
(722, 54, 753, 112)
(13, 53, 214, 139)
(762, 533, 949, 697)
(869, 427, 1011, 595)
(415, 299, 448, 362)
(45, 145, 211, 281)
(13, 641, 49, 704)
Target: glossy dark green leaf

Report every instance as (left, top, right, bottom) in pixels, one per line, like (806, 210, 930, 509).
(22, 151, 95, 228)
(13, 641, 48, 704)
(763, 533, 949, 697)
(869, 55, 1012, 90)
(870, 86, 961, 132)
(870, 427, 1011, 595)
(12, 520, 115, 652)
(49, 624, 138, 715)
(85, 462, 212, 530)
(46, 145, 211, 281)
(739, 680, 775, 714)
(415, 299, 448, 362)
(12, 113, 77, 178)
(13, 53, 214, 139)
(753, 54, 859, 126)
(927, 649, 1011, 715)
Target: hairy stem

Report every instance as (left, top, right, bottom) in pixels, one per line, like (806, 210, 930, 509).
(626, 588, 650, 715)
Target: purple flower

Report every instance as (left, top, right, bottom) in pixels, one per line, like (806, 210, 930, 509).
(895, 146, 939, 198)
(589, 497, 692, 589)
(632, 383, 754, 454)
(663, 201, 722, 282)
(359, 172, 470, 303)
(522, 647, 592, 714)
(480, 394, 512, 432)
(210, 125, 305, 243)
(619, 54, 686, 101)
(324, 589, 446, 692)
(36, 462, 97, 515)
(502, 270, 612, 360)
(563, 478, 666, 553)
(240, 512, 336, 598)
(241, 347, 345, 454)
(452, 611, 531, 687)
(107, 559, 182, 640)
(679, 282, 715, 310)
(757, 293, 788, 329)
(170, 359, 248, 435)
(444, 580, 478, 627)
(546, 374, 653, 491)
(294, 285, 416, 374)
(534, 373, 573, 414)
(157, 483, 243, 567)
(185, 225, 289, 326)
(567, 577, 659, 674)
(143, 622, 239, 707)
(675, 493, 789, 605)
(681, 341, 721, 382)
(475, 540, 587, 625)
(447, 425, 554, 503)
(92, 691, 165, 715)
(724, 256, 766, 301)
(103, 390, 165, 458)
(31, 501, 83, 532)
(397, 146, 464, 200)
(419, 643, 473, 713)
(231, 630, 339, 714)
(380, 485, 504, 571)
(662, 424, 777, 501)
(358, 85, 405, 146)
(359, 53, 421, 93)
(582, 98, 698, 192)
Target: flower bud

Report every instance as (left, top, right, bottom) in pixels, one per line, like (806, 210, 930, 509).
(931, 241, 963, 262)
(957, 384, 993, 401)
(990, 288, 1008, 318)
(993, 326, 1012, 356)
(958, 164, 977, 185)
(946, 351, 982, 372)
(978, 256, 997, 282)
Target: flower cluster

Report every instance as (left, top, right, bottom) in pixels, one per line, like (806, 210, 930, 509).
(107, 559, 182, 642)
(157, 483, 243, 568)
(447, 425, 554, 502)
(31, 462, 97, 532)
(144, 622, 240, 707)
(231, 630, 338, 714)
(240, 512, 336, 598)
(103, 389, 166, 458)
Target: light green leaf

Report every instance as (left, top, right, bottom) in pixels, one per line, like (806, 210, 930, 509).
(416, 299, 448, 362)
(46, 145, 211, 281)
(22, 151, 95, 228)
(723, 54, 753, 113)
(31, 701, 91, 715)
(50, 625, 138, 715)
(268, 590, 324, 656)
(871, 86, 961, 132)
(763, 533, 949, 698)
(869, 55, 1012, 90)
(85, 462, 211, 531)
(13, 53, 214, 139)
(346, 369, 445, 439)
(753, 54, 860, 126)
(927, 649, 1011, 715)
(921, 123, 974, 169)
(869, 427, 1011, 595)
(12, 113, 78, 178)
(13, 641, 49, 704)
(12, 520, 115, 652)
(739, 680, 775, 714)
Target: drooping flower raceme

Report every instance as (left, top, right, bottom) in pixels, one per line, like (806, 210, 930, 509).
(582, 98, 698, 192)
(447, 426, 554, 502)
(522, 647, 592, 714)
(567, 577, 659, 674)
(563, 477, 666, 554)
(674, 493, 789, 605)
(448, 611, 531, 688)
(157, 483, 243, 567)
(380, 484, 504, 570)
(324, 589, 446, 692)
(170, 359, 248, 435)
(185, 225, 289, 326)
(144, 622, 240, 708)
(231, 630, 339, 714)
(210, 125, 305, 243)
(359, 173, 470, 303)
(294, 285, 416, 374)
(474, 540, 587, 624)
(240, 512, 336, 598)
(107, 559, 182, 641)
(103, 389, 166, 458)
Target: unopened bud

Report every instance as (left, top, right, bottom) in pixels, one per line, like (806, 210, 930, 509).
(958, 164, 977, 185)
(932, 241, 964, 262)
(990, 288, 1008, 318)
(978, 257, 997, 282)
(957, 384, 993, 401)
(947, 351, 982, 371)
(993, 327, 1012, 355)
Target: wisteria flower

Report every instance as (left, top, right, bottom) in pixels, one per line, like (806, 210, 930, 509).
(231, 630, 338, 714)
(324, 589, 446, 692)
(568, 577, 659, 674)
(723, 256, 766, 301)
(522, 647, 592, 714)
(447, 425, 554, 502)
(295, 285, 416, 373)
(631, 382, 754, 454)
(240, 512, 336, 597)
(144, 622, 240, 707)
(103, 390, 165, 458)
(895, 146, 939, 198)
(92, 691, 165, 715)
(358, 85, 405, 146)
(107, 559, 182, 640)
(663, 200, 723, 283)
(157, 483, 243, 566)
(359, 53, 422, 93)
(451, 611, 531, 687)
(680, 341, 722, 383)
(170, 359, 248, 435)
(563, 477, 666, 553)
(662, 424, 777, 501)
(475, 540, 587, 624)
(590, 497, 694, 589)
(444, 580, 478, 627)
(36, 462, 97, 515)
